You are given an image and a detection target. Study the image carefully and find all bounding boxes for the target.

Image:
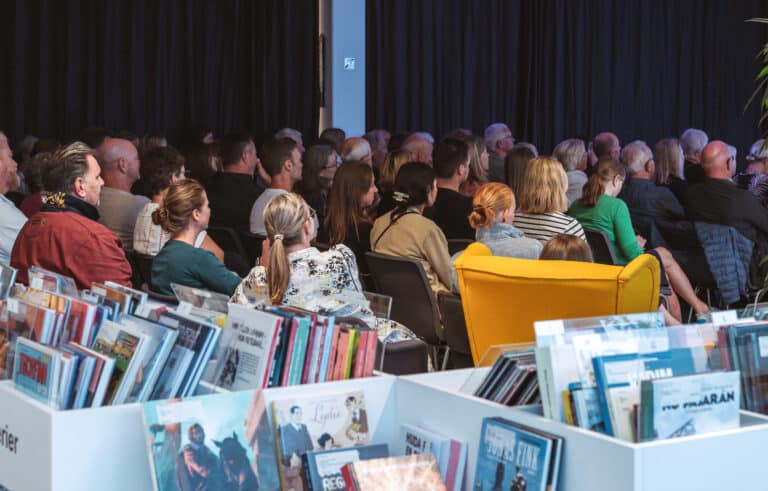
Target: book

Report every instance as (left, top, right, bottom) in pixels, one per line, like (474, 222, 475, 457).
(12, 337, 62, 407)
(171, 283, 231, 313)
(0, 263, 17, 300)
(0, 298, 58, 379)
(90, 320, 149, 404)
(120, 315, 179, 403)
(64, 342, 116, 408)
(395, 424, 467, 491)
(142, 389, 261, 491)
(639, 371, 741, 442)
(27, 266, 78, 297)
(341, 454, 446, 491)
(272, 390, 371, 491)
(474, 417, 555, 491)
(302, 444, 389, 491)
(213, 304, 283, 391)
(243, 390, 281, 491)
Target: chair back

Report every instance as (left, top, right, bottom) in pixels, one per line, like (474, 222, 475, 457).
(130, 252, 155, 287)
(454, 242, 660, 364)
(140, 283, 179, 305)
(239, 232, 265, 264)
(437, 291, 474, 368)
(365, 252, 442, 345)
(447, 238, 473, 256)
(584, 228, 619, 265)
(207, 226, 249, 261)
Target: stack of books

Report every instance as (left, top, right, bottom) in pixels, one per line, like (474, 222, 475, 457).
(472, 349, 539, 406)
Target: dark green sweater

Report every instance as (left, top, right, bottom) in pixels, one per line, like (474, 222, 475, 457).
(151, 239, 241, 296)
(568, 194, 644, 265)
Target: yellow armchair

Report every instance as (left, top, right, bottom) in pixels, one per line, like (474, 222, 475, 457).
(453, 242, 661, 364)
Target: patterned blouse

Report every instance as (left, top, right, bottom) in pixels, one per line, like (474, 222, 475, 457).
(231, 245, 420, 346)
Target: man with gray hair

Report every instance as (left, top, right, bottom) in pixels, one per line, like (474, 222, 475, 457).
(401, 133, 433, 165)
(484, 123, 515, 182)
(553, 138, 588, 205)
(618, 141, 685, 241)
(680, 128, 708, 184)
(341, 137, 373, 165)
(11, 142, 132, 288)
(275, 128, 305, 154)
(96, 138, 151, 251)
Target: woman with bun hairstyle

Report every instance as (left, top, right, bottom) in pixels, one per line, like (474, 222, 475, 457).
(469, 183, 542, 259)
(568, 158, 708, 319)
(371, 162, 452, 295)
(151, 179, 240, 296)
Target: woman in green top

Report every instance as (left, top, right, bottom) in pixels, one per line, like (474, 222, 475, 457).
(567, 159, 708, 321)
(151, 179, 241, 296)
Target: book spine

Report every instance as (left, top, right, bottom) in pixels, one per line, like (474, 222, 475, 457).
(639, 380, 654, 441)
(362, 329, 378, 377)
(592, 358, 615, 436)
(340, 463, 356, 491)
(344, 329, 360, 380)
(534, 347, 554, 420)
(280, 320, 299, 387)
(301, 320, 319, 384)
(323, 326, 341, 382)
(562, 389, 575, 425)
(353, 330, 367, 379)
(262, 320, 283, 389)
(289, 320, 310, 386)
(332, 331, 350, 382)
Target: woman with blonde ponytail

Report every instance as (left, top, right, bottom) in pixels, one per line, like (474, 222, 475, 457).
(469, 183, 542, 259)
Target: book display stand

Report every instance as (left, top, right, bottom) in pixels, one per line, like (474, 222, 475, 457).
(1, 366, 768, 490)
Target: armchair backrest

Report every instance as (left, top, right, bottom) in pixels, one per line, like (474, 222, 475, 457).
(454, 242, 660, 363)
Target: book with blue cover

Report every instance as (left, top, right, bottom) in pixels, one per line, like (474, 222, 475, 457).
(143, 388, 263, 491)
(302, 444, 389, 491)
(639, 371, 741, 442)
(12, 337, 61, 406)
(474, 417, 554, 491)
(592, 348, 697, 436)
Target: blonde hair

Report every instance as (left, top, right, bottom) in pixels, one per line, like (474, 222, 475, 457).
(152, 179, 206, 235)
(263, 193, 312, 304)
(469, 183, 514, 229)
(518, 157, 568, 213)
(379, 149, 413, 187)
(653, 138, 684, 185)
(540, 234, 594, 262)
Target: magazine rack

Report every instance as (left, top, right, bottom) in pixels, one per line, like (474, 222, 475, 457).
(2, 369, 768, 491)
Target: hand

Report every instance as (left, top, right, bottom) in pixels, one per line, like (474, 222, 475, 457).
(636, 234, 647, 249)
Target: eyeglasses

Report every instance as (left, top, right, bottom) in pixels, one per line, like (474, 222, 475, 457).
(306, 208, 317, 221)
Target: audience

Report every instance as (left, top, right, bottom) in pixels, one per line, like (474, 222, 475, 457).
(745, 139, 768, 175)
(0, 146, 26, 264)
(151, 179, 240, 296)
(554, 138, 589, 206)
(377, 149, 414, 216)
(295, 144, 339, 240)
(567, 158, 708, 318)
(184, 141, 222, 184)
(96, 138, 151, 251)
(424, 137, 474, 240)
(539, 234, 594, 262)
(18, 152, 49, 217)
(325, 162, 378, 279)
(459, 135, 489, 197)
(484, 123, 515, 182)
(275, 128, 306, 154)
(364, 129, 391, 170)
(680, 128, 709, 184)
(250, 138, 306, 235)
(513, 156, 586, 242)
(401, 133, 434, 165)
(371, 162, 452, 294)
(589, 132, 621, 175)
(205, 133, 264, 232)
(341, 137, 373, 166)
(11, 142, 132, 288)
(133, 147, 224, 262)
(653, 138, 687, 204)
(319, 127, 346, 154)
(504, 146, 536, 202)
(468, 183, 542, 259)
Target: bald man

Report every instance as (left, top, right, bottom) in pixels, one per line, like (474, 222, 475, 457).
(401, 133, 433, 165)
(341, 137, 373, 165)
(684, 140, 768, 245)
(96, 138, 150, 251)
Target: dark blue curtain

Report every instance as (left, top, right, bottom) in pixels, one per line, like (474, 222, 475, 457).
(367, 0, 768, 159)
(0, 0, 319, 141)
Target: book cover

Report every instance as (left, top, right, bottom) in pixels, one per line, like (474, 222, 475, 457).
(639, 371, 741, 442)
(243, 390, 280, 491)
(143, 389, 262, 491)
(1, 299, 54, 379)
(342, 454, 445, 491)
(12, 337, 61, 406)
(213, 304, 282, 391)
(171, 283, 230, 313)
(302, 444, 389, 491)
(272, 390, 371, 491)
(288, 317, 311, 386)
(120, 315, 179, 403)
(474, 417, 553, 491)
(91, 320, 147, 404)
(0, 263, 17, 300)
(27, 266, 78, 297)
(65, 342, 115, 408)
(157, 311, 219, 397)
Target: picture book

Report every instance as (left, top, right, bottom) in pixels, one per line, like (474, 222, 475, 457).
(243, 390, 280, 491)
(27, 266, 78, 297)
(474, 417, 554, 491)
(341, 454, 445, 491)
(639, 371, 741, 442)
(64, 342, 115, 408)
(272, 390, 371, 491)
(91, 320, 148, 404)
(143, 389, 261, 491)
(120, 315, 179, 403)
(0, 298, 57, 379)
(157, 311, 220, 397)
(12, 337, 61, 407)
(302, 444, 389, 491)
(213, 304, 282, 391)
(395, 424, 467, 491)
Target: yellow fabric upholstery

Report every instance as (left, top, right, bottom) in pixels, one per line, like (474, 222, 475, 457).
(454, 242, 661, 364)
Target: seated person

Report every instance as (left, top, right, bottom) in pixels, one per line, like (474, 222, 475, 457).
(371, 162, 452, 295)
(151, 180, 240, 296)
(424, 137, 475, 240)
(468, 182, 542, 259)
(133, 147, 223, 261)
(295, 144, 339, 242)
(539, 234, 594, 262)
(376, 149, 413, 217)
(568, 159, 708, 320)
(11, 142, 132, 289)
(325, 162, 378, 280)
(513, 157, 586, 242)
(250, 138, 304, 235)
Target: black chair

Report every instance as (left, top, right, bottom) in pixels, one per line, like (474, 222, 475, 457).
(140, 283, 179, 305)
(437, 291, 474, 370)
(584, 228, 618, 265)
(207, 226, 249, 262)
(365, 252, 444, 364)
(238, 232, 265, 264)
(375, 338, 429, 375)
(129, 251, 155, 288)
(447, 238, 473, 256)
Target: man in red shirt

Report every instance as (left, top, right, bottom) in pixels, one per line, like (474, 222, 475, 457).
(11, 142, 132, 289)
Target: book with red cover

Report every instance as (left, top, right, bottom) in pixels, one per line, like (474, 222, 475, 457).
(332, 329, 350, 381)
(341, 454, 446, 491)
(322, 324, 341, 382)
(363, 328, 378, 377)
